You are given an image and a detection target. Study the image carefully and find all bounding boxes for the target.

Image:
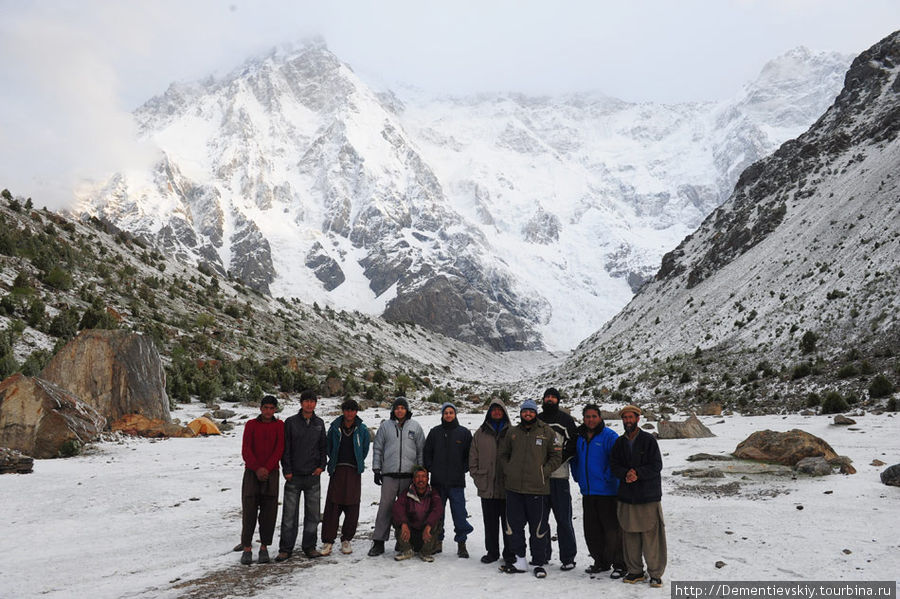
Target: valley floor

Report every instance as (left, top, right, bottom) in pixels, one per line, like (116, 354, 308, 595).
(1, 401, 898, 598)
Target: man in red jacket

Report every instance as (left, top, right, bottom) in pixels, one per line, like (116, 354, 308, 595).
(239, 395, 285, 565)
(392, 466, 444, 562)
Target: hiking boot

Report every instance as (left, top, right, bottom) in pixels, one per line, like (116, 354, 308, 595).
(233, 543, 244, 552)
(623, 571, 647, 584)
(650, 577, 663, 588)
(320, 543, 333, 556)
(257, 548, 270, 564)
(394, 549, 414, 561)
(457, 542, 469, 558)
(303, 547, 322, 558)
(240, 550, 253, 565)
(419, 552, 435, 563)
(534, 566, 547, 578)
(481, 553, 500, 564)
(341, 540, 352, 554)
(274, 552, 291, 563)
(560, 561, 576, 571)
(367, 540, 385, 556)
(434, 541, 443, 554)
(586, 563, 611, 574)
(610, 567, 627, 579)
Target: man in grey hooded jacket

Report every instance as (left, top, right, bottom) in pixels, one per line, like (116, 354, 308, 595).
(368, 397, 425, 556)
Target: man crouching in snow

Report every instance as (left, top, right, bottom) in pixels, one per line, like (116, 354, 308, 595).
(391, 466, 444, 562)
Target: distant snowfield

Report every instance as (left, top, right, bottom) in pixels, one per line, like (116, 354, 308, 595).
(2, 400, 897, 598)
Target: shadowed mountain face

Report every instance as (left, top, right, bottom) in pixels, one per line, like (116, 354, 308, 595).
(74, 41, 850, 350)
(552, 31, 899, 410)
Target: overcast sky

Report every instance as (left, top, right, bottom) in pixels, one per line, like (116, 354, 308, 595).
(1, 0, 897, 208)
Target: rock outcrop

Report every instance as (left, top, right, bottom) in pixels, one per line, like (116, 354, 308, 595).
(40, 330, 170, 423)
(1, 447, 35, 474)
(110, 414, 194, 438)
(0, 374, 106, 459)
(657, 414, 715, 439)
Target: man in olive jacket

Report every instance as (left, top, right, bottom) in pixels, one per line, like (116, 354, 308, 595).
(498, 399, 562, 578)
(469, 400, 513, 565)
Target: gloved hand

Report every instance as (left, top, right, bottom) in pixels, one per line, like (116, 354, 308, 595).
(374, 470, 383, 486)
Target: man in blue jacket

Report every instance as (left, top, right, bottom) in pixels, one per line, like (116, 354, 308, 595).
(275, 389, 327, 562)
(321, 398, 370, 556)
(570, 404, 626, 578)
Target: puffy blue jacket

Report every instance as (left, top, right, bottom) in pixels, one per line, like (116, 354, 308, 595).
(571, 423, 619, 496)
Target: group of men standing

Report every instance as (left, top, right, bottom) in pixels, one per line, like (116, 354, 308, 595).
(238, 388, 667, 587)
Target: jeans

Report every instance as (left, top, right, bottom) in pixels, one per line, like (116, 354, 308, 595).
(544, 478, 578, 564)
(433, 483, 474, 543)
(278, 474, 321, 554)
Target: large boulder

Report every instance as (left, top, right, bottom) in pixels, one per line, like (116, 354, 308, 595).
(732, 429, 838, 465)
(40, 330, 170, 423)
(657, 414, 715, 439)
(881, 464, 900, 487)
(110, 414, 195, 438)
(0, 374, 106, 458)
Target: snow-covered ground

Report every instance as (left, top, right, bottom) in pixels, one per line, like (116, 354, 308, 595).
(2, 400, 897, 598)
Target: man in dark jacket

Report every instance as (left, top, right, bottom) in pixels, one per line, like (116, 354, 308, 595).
(369, 397, 425, 556)
(469, 401, 513, 565)
(424, 402, 474, 558)
(537, 387, 578, 571)
(275, 390, 327, 562)
(571, 404, 625, 578)
(238, 395, 284, 565)
(498, 399, 562, 579)
(609, 405, 667, 587)
(392, 466, 444, 562)
(321, 399, 370, 556)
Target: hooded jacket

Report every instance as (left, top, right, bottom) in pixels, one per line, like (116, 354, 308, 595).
(499, 416, 562, 495)
(571, 421, 619, 496)
(392, 481, 444, 531)
(424, 414, 472, 488)
(609, 428, 663, 504)
(468, 401, 510, 499)
(372, 398, 425, 477)
(326, 415, 371, 475)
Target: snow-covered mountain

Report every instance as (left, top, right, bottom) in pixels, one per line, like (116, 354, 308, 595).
(74, 41, 851, 351)
(545, 31, 900, 409)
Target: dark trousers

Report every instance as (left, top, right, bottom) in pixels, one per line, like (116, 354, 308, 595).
(544, 478, 578, 564)
(505, 490, 550, 565)
(240, 469, 279, 547)
(433, 483, 474, 543)
(278, 474, 321, 554)
(481, 498, 514, 562)
(582, 495, 624, 569)
(394, 521, 444, 555)
(322, 501, 360, 543)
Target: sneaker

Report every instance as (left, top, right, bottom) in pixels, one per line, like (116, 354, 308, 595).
(257, 548, 270, 564)
(274, 552, 291, 563)
(341, 540, 352, 554)
(457, 542, 469, 559)
(303, 547, 323, 558)
(534, 566, 547, 578)
(240, 550, 253, 565)
(394, 549, 414, 561)
(367, 541, 385, 557)
(233, 543, 244, 552)
(610, 567, 627, 579)
(320, 543, 333, 556)
(560, 562, 576, 571)
(420, 553, 435, 562)
(481, 553, 500, 564)
(623, 571, 648, 584)
(650, 577, 663, 588)
(586, 563, 611, 574)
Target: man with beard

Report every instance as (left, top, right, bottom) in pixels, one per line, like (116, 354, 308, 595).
(571, 404, 626, 578)
(609, 405, 667, 588)
(320, 399, 370, 556)
(392, 466, 444, 562)
(536, 387, 578, 571)
(369, 397, 426, 557)
(424, 402, 474, 558)
(469, 401, 514, 565)
(498, 399, 562, 578)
